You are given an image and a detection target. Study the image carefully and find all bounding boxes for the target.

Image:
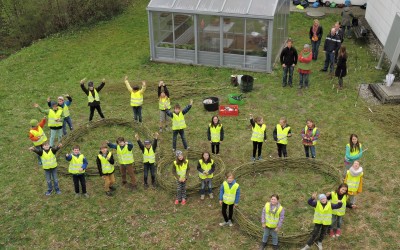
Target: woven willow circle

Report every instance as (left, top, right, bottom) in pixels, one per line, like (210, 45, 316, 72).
(55, 118, 154, 175)
(232, 158, 342, 245)
(156, 149, 226, 194)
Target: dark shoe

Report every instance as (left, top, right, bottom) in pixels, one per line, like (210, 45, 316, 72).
(289, 84, 293, 88)
(45, 190, 52, 196)
(320, 69, 327, 72)
(259, 242, 267, 250)
(105, 191, 113, 196)
(272, 245, 279, 250)
(109, 186, 116, 191)
(144, 184, 149, 189)
(282, 84, 286, 87)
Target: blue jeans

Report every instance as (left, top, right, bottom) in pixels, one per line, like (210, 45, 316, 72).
(200, 179, 212, 195)
(172, 129, 188, 150)
(50, 129, 63, 147)
(299, 73, 310, 88)
(282, 66, 294, 86)
(304, 145, 316, 158)
(262, 226, 278, 246)
(44, 168, 60, 192)
(331, 215, 343, 230)
(311, 40, 321, 60)
(132, 106, 142, 122)
(62, 116, 73, 135)
(323, 51, 335, 72)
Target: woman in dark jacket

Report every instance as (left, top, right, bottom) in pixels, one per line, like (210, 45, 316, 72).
(309, 19, 323, 60)
(335, 46, 347, 90)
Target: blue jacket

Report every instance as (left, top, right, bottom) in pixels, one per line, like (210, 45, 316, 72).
(219, 180, 240, 204)
(165, 104, 192, 118)
(65, 153, 88, 170)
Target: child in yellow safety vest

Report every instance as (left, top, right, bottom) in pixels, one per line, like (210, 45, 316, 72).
(29, 141, 62, 196)
(300, 193, 342, 250)
(219, 172, 240, 227)
(107, 137, 136, 190)
(326, 183, 356, 238)
(250, 114, 267, 161)
(165, 100, 193, 152)
(344, 134, 365, 176)
(260, 194, 285, 250)
(29, 117, 48, 165)
(34, 102, 64, 147)
(301, 119, 320, 158)
(172, 150, 190, 205)
(207, 116, 224, 155)
(273, 117, 292, 158)
(47, 95, 73, 136)
(158, 80, 170, 132)
(65, 145, 89, 198)
(197, 152, 216, 200)
(344, 160, 363, 205)
(125, 76, 146, 123)
(96, 143, 116, 196)
(80, 78, 105, 121)
(135, 133, 158, 189)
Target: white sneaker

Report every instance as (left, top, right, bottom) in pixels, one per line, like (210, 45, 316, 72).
(317, 242, 323, 250)
(209, 193, 214, 199)
(300, 245, 310, 250)
(200, 194, 205, 200)
(219, 221, 228, 226)
(227, 220, 233, 227)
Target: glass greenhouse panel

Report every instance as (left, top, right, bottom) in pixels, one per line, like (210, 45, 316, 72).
(248, 0, 276, 17)
(152, 12, 173, 48)
(148, 0, 175, 8)
(222, 0, 251, 14)
(222, 17, 244, 55)
(245, 19, 268, 57)
(197, 0, 224, 13)
(198, 15, 221, 53)
(173, 0, 199, 10)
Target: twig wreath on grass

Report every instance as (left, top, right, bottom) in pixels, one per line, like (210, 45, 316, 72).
(232, 158, 342, 245)
(156, 149, 226, 194)
(55, 118, 155, 175)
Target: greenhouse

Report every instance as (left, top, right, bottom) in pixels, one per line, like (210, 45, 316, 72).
(146, 0, 290, 72)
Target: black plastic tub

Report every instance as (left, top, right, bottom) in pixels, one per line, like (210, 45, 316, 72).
(203, 97, 219, 112)
(241, 75, 254, 92)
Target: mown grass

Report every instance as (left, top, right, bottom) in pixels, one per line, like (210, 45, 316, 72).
(0, 0, 399, 249)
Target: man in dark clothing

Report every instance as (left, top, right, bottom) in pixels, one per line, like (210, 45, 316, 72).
(321, 28, 341, 73)
(80, 78, 106, 121)
(280, 39, 298, 87)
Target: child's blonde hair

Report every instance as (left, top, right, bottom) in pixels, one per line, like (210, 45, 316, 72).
(254, 116, 263, 123)
(280, 117, 287, 123)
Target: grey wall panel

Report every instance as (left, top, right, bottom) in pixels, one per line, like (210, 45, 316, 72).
(198, 51, 220, 65)
(176, 49, 195, 62)
(155, 47, 174, 59)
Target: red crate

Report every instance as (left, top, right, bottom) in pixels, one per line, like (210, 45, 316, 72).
(219, 105, 239, 116)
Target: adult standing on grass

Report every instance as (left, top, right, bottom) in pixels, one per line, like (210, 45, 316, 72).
(47, 95, 73, 135)
(321, 28, 341, 74)
(125, 76, 146, 124)
(344, 134, 364, 175)
(279, 39, 298, 87)
(34, 102, 64, 147)
(29, 117, 48, 165)
(158, 80, 171, 132)
(80, 78, 105, 121)
(309, 19, 323, 60)
(335, 46, 347, 90)
(297, 44, 313, 89)
(341, 7, 354, 39)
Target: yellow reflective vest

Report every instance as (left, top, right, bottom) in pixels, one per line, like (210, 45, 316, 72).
(313, 201, 333, 225)
(304, 126, 317, 145)
(48, 108, 63, 127)
(264, 202, 283, 228)
(174, 160, 188, 179)
(209, 124, 222, 143)
(172, 112, 186, 130)
(61, 104, 70, 117)
(251, 123, 266, 142)
(88, 89, 100, 103)
(98, 152, 114, 174)
(69, 154, 85, 174)
(30, 126, 47, 146)
(276, 124, 290, 144)
(198, 159, 214, 179)
(331, 191, 347, 216)
(345, 171, 363, 193)
(130, 91, 143, 107)
(116, 145, 134, 164)
(41, 150, 57, 169)
(222, 181, 239, 205)
(143, 146, 155, 164)
(159, 97, 171, 110)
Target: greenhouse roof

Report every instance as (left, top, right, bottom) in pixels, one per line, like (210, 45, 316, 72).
(147, 0, 278, 18)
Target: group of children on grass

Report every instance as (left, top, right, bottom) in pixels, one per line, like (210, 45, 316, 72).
(28, 78, 365, 249)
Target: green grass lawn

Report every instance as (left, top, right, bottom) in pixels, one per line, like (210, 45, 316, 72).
(0, 0, 399, 249)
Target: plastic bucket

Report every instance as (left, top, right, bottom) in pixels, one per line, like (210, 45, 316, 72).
(228, 93, 245, 105)
(203, 97, 219, 111)
(240, 75, 253, 92)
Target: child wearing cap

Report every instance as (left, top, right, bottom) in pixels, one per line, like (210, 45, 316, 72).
(158, 80, 170, 132)
(125, 76, 146, 124)
(34, 102, 64, 147)
(219, 172, 240, 227)
(297, 43, 313, 89)
(344, 160, 363, 204)
(29, 117, 48, 165)
(107, 137, 136, 190)
(300, 192, 343, 250)
(47, 95, 73, 135)
(29, 141, 62, 195)
(65, 145, 89, 198)
(197, 151, 215, 200)
(135, 132, 158, 189)
(80, 78, 105, 121)
(165, 100, 193, 152)
(172, 150, 190, 205)
(273, 117, 292, 158)
(96, 143, 116, 196)
(260, 194, 285, 250)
